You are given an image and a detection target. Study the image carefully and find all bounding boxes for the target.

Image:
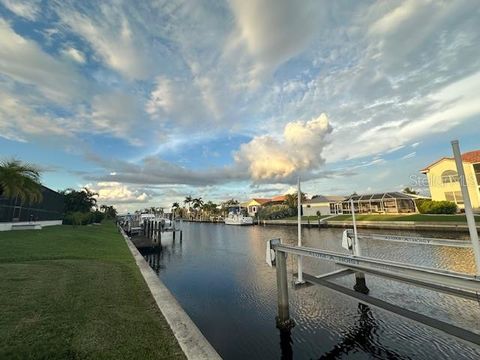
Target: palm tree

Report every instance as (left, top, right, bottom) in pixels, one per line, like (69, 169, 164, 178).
(0, 159, 43, 204)
(184, 196, 193, 213)
(171, 202, 180, 217)
(192, 197, 204, 219)
(284, 192, 306, 209)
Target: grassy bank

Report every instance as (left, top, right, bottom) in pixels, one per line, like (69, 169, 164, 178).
(327, 214, 480, 223)
(0, 222, 185, 360)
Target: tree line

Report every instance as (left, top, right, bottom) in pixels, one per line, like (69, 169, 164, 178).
(0, 159, 118, 225)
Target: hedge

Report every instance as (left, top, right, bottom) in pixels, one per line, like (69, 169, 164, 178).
(415, 199, 457, 214)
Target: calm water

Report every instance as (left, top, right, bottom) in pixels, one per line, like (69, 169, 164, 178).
(137, 223, 480, 359)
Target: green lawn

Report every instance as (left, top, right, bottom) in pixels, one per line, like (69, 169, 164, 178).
(0, 222, 185, 360)
(327, 214, 480, 223)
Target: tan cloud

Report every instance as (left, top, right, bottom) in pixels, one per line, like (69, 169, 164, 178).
(235, 113, 331, 180)
(86, 182, 150, 204)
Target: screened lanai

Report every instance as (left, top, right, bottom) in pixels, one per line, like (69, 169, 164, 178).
(340, 192, 418, 214)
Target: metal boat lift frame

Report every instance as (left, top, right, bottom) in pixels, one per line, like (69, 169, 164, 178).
(268, 140, 480, 346)
(269, 239, 480, 346)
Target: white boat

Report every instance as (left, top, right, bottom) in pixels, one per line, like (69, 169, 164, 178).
(224, 207, 253, 225)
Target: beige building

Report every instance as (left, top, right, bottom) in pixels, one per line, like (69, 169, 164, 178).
(421, 150, 480, 211)
(302, 195, 345, 216)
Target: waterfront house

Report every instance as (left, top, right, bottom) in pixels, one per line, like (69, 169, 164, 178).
(340, 192, 419, 214)
(242, 198, 272, 217)
(421, 150, 480, 211)
(302, 195, 345, 216)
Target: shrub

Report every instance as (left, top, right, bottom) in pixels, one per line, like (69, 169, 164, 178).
(416, 199, 457, 214)
(63, 210, 105, 225)
(258, 205, 296, 220)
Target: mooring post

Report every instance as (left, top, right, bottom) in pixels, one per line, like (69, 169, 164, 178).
(452, 140, 480, 276)
(351, 198, 369, 294)
(180, 230, 183, 242)
(276, 250, 294, 330)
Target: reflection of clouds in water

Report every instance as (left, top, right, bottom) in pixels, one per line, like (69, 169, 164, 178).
(138, 223, 480, 359)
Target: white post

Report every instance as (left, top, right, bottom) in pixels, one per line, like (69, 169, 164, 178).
(451, 140, 480, 276)
(350, 197, 368, 293)
(297, 177, 304, 284)
(350, 198, 359, 254)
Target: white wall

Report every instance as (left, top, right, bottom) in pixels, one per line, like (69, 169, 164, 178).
(302, 203, 332, 216)
(0, 220, 62, 231)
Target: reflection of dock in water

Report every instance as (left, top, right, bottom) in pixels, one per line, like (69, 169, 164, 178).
(132, 233, 183, 273)
(279, 304, 407, 359)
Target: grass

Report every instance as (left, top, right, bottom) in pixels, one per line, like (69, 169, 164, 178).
(327, 214, 480, 223)
(0, 222, 185, 360)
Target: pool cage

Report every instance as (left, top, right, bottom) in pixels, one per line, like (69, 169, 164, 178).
(340, 192, 418, 214)
(0, 186, 65, 222)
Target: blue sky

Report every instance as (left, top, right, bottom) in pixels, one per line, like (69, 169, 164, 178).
(1, 0, 479, 212)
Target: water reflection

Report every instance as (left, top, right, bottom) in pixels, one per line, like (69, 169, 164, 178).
(134, 223, 480, 359)
(318, 304, 406, 359)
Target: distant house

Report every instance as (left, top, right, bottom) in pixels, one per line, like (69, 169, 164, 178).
(241, 195, 289, 217)
(242, 198, 272, 217)
(421, 150, 480, 211)
(341, 192, 419, 214)
(0, 185, 65, 230)
(302, 195, 345, 216)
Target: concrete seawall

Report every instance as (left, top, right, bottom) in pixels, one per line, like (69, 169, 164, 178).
(184, 218, 479, 233)
(119, 227, 221, 360)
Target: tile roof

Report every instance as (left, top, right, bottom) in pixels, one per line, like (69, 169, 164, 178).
(421, 150, 480, 172)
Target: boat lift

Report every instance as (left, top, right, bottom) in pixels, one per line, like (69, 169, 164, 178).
(266, 140, 480, 346)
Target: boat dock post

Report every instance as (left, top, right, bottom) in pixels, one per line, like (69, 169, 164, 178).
(351, 199, 369, 294)
(275, 249, 294, 330)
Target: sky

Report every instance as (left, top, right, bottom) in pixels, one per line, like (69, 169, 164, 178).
(1, 0, 479, 213)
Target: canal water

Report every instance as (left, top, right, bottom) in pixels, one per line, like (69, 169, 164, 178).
(137, 223, 480, 359)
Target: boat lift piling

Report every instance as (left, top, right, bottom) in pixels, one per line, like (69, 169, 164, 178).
(351, 198, 369, 294)
(266, 235, 480, 342)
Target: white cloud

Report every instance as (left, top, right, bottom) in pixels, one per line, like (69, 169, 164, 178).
(234, 113, 332, 181)
(0, 19, 86, 103)
(227, 0, 324, 84)
(0, 88, 72, 142)
(54, 2, 154, 80)
(0, 0, 40, 20)
(61, 47, 86, 63)
(88, 92, 145, 145)
(86, 181, 151, 204)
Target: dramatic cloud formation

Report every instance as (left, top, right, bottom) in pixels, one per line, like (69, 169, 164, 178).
(235, 114, 332, 180)
(1, 0, 479, 211)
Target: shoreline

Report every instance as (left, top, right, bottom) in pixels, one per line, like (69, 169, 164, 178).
(183, 218, 480, 233)
(120, 227, 221, 360)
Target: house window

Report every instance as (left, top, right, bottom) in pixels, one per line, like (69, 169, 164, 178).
(474, 163, 480, 187)
(441, 170, 459, 184)
(445, 191, 464, 205)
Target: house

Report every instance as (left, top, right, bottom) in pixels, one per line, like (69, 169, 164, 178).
(241, 195, 289, 217)
(302, 195, 345, 216)
(242, 198, 272, 217)
(0, 185, 65, 231)
(421, 150, 480, 210)
(340, 192, 419, 214)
